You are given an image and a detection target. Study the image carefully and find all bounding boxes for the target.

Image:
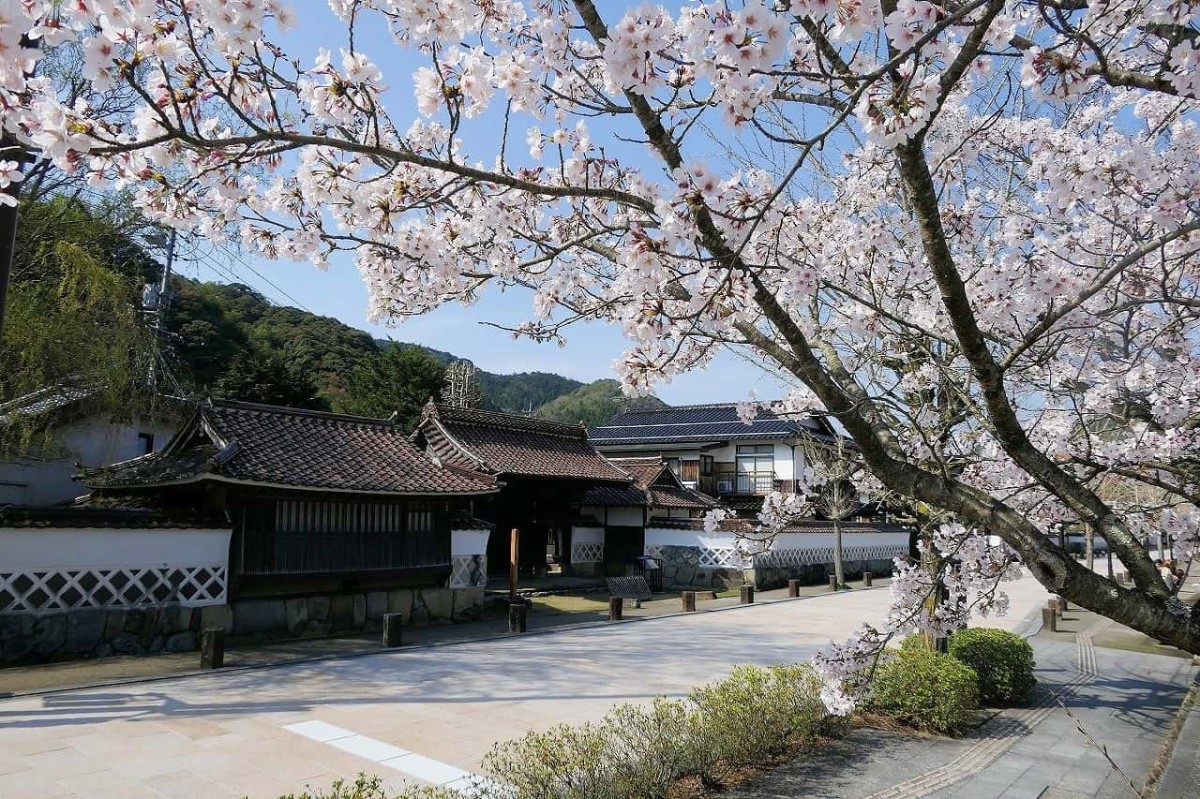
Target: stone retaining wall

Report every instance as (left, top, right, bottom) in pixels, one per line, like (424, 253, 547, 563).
(0, 587, 484, 666)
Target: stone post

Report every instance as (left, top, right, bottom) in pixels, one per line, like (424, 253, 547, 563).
(608, 597, 623, 621)
(787, 579, 800, 598)
(828, 574, 838, 591)
(682, 591, 697, 612)
(1048, 598, 1061, 617)
(739, 585, 755, 604)
(1057, 598, 1069, 613)
(200, 627, 224, 669)
(1042, 607, 1057, 632)
(862, 571, 873, 587)
(508, 602, 528, 633)
(382, 613, 403, 647)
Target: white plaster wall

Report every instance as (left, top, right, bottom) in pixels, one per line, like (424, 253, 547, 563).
(0, 527, 231, 571)
(649, 508, 693, 519)
(572, 527, 605, 545)
(605, 506, 644, 527)
(645, 528, 907, 553)
(450, 528, 490, 556)
(581, 505, 644, 527)
(769, 530, 907, 551)
(645, 528, 742, 550)
(0, 414, 178, 507)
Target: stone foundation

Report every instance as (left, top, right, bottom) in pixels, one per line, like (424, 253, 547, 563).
(656, 545, 751, 591)
(0, 587, 485, 666)
(654, 543, 896, 591)
(749, 557, 896, 590)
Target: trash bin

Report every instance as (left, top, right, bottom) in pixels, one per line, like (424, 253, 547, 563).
(637, 555, 664, 592)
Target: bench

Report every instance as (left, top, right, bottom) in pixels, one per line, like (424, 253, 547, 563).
(607, 575, 653, 608)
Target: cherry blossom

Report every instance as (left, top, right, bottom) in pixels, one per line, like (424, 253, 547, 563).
(2, 0, 1198, 685)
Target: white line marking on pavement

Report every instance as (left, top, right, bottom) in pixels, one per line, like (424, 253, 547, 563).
(284, 720, 502, 796)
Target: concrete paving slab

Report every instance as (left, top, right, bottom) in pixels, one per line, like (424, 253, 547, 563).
(0, 574, 1052, 799)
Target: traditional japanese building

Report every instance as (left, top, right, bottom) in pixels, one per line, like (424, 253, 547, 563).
(412, 402, 630, 574)
(61, 399, 499, 640)
(575, 456, 717, 574)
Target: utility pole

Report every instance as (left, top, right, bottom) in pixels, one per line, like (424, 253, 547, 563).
(145, 229, 177, 390)
(157, 229, 176, 333)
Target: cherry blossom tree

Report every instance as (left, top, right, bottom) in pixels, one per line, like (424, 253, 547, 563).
(3, 0, 1200, 665)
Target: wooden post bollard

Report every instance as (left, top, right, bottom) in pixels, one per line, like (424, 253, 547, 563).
(1042, 607, 1057, 632)
(1119, 571, 1129, 585)
(382, 613, 402, 647)
(788, 579, 800, 598)
(682, 591, 697, 612)
(740, 585, 755, 604)
(200, 627, 224, 669)
(1048, 598, 1062, 617)
(608, 596, 623, 621)
(1057, 598, 1069, 613)
(863, 571, 873, 587)
(829, 574, 838, 591)
(508, 602, 528, 633)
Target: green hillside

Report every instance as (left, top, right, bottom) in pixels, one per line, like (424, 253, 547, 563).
(166, 280, 589, 415)
(536, 379, 667, 428)
(3, 196, 634, 425)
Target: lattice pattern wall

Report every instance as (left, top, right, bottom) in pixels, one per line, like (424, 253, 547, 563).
(571, 542, 604, 563)
(449, 555, 487, 588)
(754, 544, 906, 567)
(699, 547, 749, 568)
(646, 543, 905, 571)
(0, 565, 227, 614)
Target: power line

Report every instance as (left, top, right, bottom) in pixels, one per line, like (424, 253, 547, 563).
(219, 247, 315, 313)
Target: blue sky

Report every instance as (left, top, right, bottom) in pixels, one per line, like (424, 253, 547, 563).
(176, 3, 797, 405)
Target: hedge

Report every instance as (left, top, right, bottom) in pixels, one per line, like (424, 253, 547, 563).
(870, 646, 980, 735)
(948, 628, 1036, 707)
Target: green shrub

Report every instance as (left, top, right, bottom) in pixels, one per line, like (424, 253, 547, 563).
(275, 775, 457, 799)
(482, 663, 832, 798)
(689, 664, 827, 775)
(483, 720, 615, 799)
(871, 648, 980, 735)
(948, 628, 1036, 707)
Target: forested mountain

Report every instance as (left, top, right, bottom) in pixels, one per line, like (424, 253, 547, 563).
(1, 196, 659, 424)
(166, 279, 589, 415)
(536, 379, 668, 428)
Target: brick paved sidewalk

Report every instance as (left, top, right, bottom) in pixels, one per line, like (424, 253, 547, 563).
(724, 625, 1198, 799)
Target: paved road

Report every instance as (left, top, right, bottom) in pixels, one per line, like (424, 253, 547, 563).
(724, 612, 1198, 799)
(0, 577, 1051, 799)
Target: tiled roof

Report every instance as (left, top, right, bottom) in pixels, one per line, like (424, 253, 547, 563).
(582, 484, 648, 507)
(600, 456, 716, 510)
(606, 456, 670, 490)
(589, 402, 836, 447)
(649, 485, 717, 510)
(418, 403, 630, 482)
(82, 400, 497, 496)
(646, 517, 908, 534)
(0, 505, 226, 530)
(0, 384, 98, 425)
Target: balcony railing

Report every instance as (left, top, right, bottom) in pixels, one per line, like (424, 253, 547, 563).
(736, 472, 776, 495)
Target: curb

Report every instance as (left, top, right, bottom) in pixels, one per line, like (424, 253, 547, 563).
(1149, 665, 1200, 799)
(0, 583, 891, 701)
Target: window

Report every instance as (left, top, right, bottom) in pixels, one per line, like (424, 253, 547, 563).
(735, 444, 774, 494)
(700, 455, 714, 476)
(136, 432, 156, 455)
